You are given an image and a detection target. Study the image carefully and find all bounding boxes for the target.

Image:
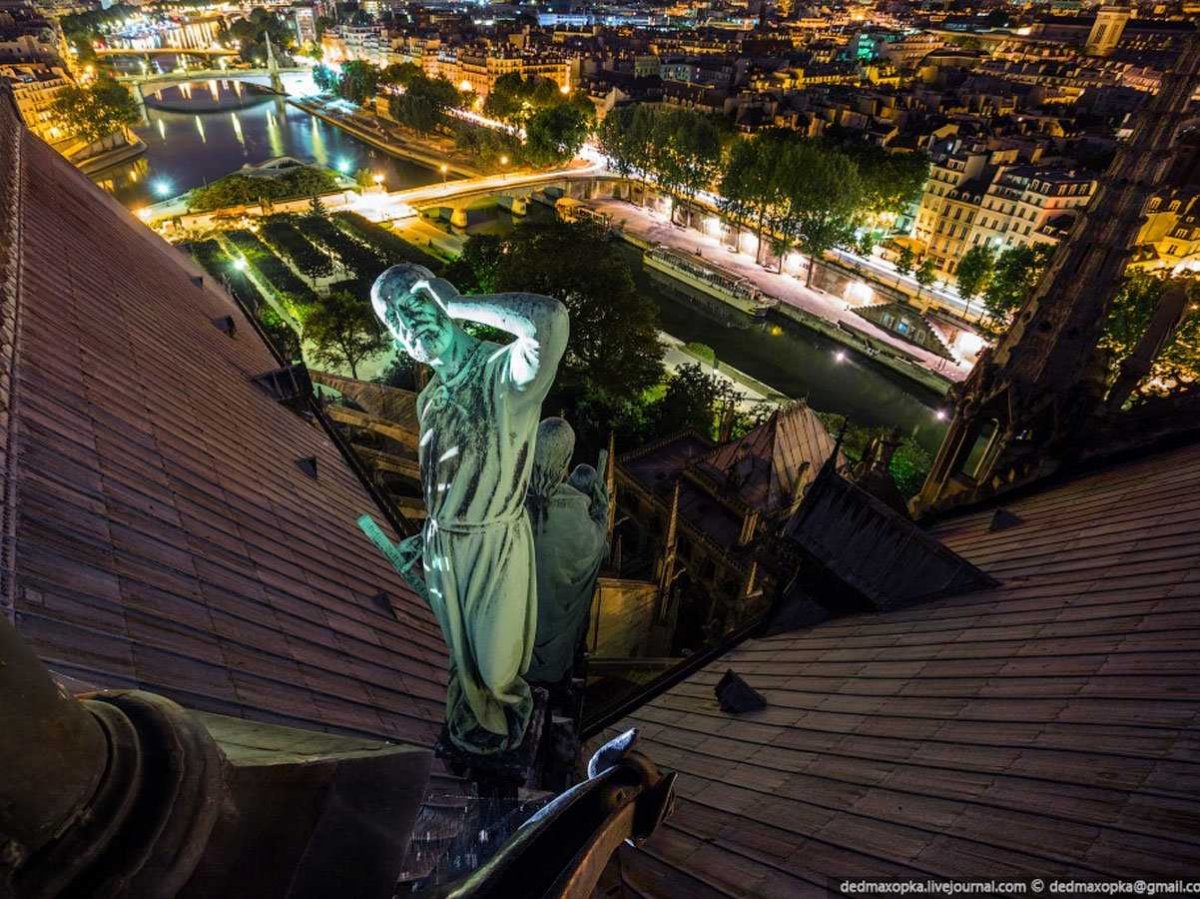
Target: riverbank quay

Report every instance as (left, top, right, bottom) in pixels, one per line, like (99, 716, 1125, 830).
(589, 197, 965, 393)
(289, 96, 481, 179)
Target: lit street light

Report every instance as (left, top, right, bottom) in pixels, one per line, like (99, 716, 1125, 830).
(152, 178, 173, 198)
(440, 163, 448, 184)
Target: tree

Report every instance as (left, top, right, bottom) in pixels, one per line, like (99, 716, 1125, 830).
(303, 290, 388, 379)
(483, 73, 560, 126)
(775, 141, 863, 284)
(597, 104, 655, 203)
(312, 64, 339, 93)
(650, 107, 722, 225)
(720, 133, 787, 265)
(308, 194, 327, 218)
(388, 74, 461, 133)
(983, 243, 1055, 330)
(955, 244, 996, 316)
(894, 244, 916, 276)
(51, 74, 140, 147)
(651, 363, 750, 440)
(915, 257, 938, 299)
(338, 60, 381, 106)
(523, 101, 594, 168)
(380, 61, 422, 87)
(224, 8, 292, 65)
(833, 144, 930, 221)
(258, 305, 302, 362)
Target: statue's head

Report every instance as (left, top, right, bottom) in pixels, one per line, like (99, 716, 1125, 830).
(528, 418, 576, 519)
(371, 264, 458, 364)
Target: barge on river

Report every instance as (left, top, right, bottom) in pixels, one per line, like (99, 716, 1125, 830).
(644, 245, 779, 319)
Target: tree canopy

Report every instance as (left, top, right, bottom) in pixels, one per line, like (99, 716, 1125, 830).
(50, 74, 140, 147)
(772, 140, 864, 283)
(483, 73, 563, 126)
(388, 73, 461, 133)
(955, 244, 996, 313)
(303, 290, 387, 379)
(719, 132, 788, 265)
(523, 100, 594, 168)
(223, 8, 292, 65)
(982, 243, 1055, 330)
(188, 166, 339, 212)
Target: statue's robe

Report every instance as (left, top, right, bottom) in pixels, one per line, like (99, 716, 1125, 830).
(417, 338, 559, 754)
(526, 478, 608, 685)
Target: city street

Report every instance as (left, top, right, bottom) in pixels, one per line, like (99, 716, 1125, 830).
(589, 198, 972, 383)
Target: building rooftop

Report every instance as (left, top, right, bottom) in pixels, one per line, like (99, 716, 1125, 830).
(0, 93, 449, 752)
(602, 438, 1200, 894)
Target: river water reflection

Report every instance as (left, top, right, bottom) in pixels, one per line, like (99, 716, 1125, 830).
(92, 79, 441, 207)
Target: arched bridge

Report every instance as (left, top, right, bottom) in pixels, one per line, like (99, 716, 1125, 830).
(96, 47, 237, 57)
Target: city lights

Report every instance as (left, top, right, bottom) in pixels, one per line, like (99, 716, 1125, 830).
(152, 178, 173, 198)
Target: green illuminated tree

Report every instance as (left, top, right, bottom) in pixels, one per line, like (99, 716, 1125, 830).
(1101, 274, 1200, 396)
(225, 8, 292, 65)
(50, 74, 140, 147)
(775, 141, 863, 284)
(337, 60, 382, 106)
(304, 290, 388, 379)
(483, 73, 561, 126)
(955, 244, 996, 317)
(915, 257, 938, 299)
(523, 100, 594, 168)
(597, 103, 656, 204)
(388, 74, 461, 133)
(650, 107, 722, 225)
(894, 244, 915, 276)
(982, 243, 1055, 330)
(381, 62, 422, 87)
(720, 133, 787, 265)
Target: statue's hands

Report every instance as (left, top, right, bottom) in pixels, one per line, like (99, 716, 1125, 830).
(395, 534, 424, 575)
(570, 464, 609, 522)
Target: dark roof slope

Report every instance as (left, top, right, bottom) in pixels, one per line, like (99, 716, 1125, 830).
(696, 401, 839, 515)
(603, 439, 1200, 895)
(0, 95, 447, 747)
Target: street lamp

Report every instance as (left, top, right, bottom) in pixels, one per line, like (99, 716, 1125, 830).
(439, 163, 448, 184)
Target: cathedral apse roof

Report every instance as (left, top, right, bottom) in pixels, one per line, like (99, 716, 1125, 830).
(0, 93, 448, 750)
(599, 438, 1200, 894)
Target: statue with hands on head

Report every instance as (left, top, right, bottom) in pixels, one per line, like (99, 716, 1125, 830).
(363, 263, 568, 756)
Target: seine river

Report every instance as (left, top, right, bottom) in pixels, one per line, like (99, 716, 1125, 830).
(93, 78, 947, 450)
(92, 79, 441, 207)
